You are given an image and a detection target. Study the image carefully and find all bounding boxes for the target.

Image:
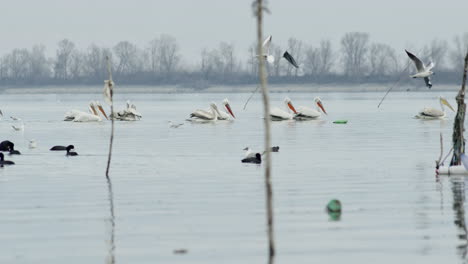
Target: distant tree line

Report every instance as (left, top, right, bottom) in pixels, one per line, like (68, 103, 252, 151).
(1, 32, 467, 89)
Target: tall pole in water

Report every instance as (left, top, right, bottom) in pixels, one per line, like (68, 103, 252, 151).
(105, 56, 114, 178)
(254, 0, 275, 262)
(451, 52, 468, 166)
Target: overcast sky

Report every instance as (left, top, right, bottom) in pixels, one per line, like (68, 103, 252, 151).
(1, 0, 467, 64)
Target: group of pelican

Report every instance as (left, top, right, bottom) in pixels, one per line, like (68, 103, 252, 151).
(64, 100, 141, 122)
(270, 97, 327, 121)
(188, 99, 236, 122)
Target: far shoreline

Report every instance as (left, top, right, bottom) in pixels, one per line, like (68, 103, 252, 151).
(0, 84, 461, 94)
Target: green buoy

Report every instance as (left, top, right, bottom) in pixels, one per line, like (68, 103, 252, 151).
(333, 120, 348, 124)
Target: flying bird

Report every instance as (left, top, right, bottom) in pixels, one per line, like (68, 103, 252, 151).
(405, 49, 435, 89)
(257, 35, 300, 68)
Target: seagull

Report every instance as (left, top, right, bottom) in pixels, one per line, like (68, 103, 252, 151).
(405, 49, 435, 89)
(168, 121, 184, 128)
(28, 139, 37, 149)
(258, 35, 300, 68)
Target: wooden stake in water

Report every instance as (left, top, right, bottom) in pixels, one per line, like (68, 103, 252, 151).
(104, 56, 114, 179)
(254, 0, 275, 262)
(451, 51, 468, 166)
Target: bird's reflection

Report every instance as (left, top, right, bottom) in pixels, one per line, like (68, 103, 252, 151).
(106, 176, 116, 264)
(450, 177, 468, 259)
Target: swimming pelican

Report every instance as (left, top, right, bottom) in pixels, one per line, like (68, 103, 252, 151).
(0, 153, 15, 165)
(189, 103, 221, 121)
(294, 97, 328, 120)
(111, 100, 142, 121)
(64, 101, 108, 122)
(270, 97, 297, 121)
(217, 99, 236, 120)
(405, 49, 435, 89)
(415, 96, 455, 119)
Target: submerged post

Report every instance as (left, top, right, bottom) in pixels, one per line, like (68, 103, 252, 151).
(104, 56, 114, 178)
(451, 52, 468, 166)
(254, 0, 275, 262)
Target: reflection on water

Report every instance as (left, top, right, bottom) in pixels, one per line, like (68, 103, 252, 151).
(450, 177, 468, 260)
(106, 176, 115, 264)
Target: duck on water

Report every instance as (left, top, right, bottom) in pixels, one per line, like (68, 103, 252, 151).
(0, 140, 21, 155)
(0, 153, 15, 166)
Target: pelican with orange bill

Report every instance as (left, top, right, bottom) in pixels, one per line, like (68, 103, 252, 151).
(294, 97, 328, 120)
(270, 97, 297, 121)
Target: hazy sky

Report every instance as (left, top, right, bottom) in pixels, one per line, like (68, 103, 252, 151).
(1, 0, 467, 64)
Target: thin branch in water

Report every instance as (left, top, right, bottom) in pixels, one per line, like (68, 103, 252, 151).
(377, 59, 412, 108)
(105, 56, 114, 179)
(243, 85, 260, 110)
(254, 0, 275, 263)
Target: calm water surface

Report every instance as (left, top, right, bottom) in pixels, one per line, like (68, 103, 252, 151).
(0, 91, 466, 263)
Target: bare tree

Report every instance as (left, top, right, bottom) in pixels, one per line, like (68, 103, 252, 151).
(424, 39, 448, 70)
(368, 43, 397, 77)
(219, 42, 237, 78)
(5, 49, 30, 80)
(318, 40, 334, 75)
(28, 45, 50, 82)
(341, 32, 370, 78)
(451, 33, 468, 71)
(54, 39, 76, 80)
(113, 41, 140, 76)
(159, 34, 180, 75)
(304, 46, 320, 76)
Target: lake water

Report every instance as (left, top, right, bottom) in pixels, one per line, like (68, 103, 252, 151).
(0, 90, 466, 264)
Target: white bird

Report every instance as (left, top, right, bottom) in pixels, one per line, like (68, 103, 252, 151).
(243, 147, 256, 159)
(189, 103, 220, 121)
(64, 101, 108, 122)
(405, 49, 435, 89)
(257, 35, 275, 64)
(10, 116, 21, 121)
(415, 96, 455, 119)
(270, 97, 297, 121)
(217, 99, 236, 120)
(168, 121, 184, 128)
(112, 100, 142, 121)
(28, 139, 37, 149)
(294, 97, 328, 120)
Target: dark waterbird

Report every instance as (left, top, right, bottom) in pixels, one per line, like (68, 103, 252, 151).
(50, 145, 69, 151)
(242, 153, 262, 164)
(66, 145, 78, 156)
(0, 140, 21, 155)
(0, 153, 15, 165)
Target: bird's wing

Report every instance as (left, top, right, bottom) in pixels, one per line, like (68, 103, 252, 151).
(262, 35, 272, 54)
(295, 106, 321, 118)
(283, 51, 299, 68)
(270, 107, 292, 119)
(420, 107, 444, 117)
(425, 61, 435, 71)
(424, 77, 432, 89)
(190, 109, 214, 120)
(405, 50, 425, 72)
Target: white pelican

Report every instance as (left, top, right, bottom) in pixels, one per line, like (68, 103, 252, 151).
(65, 101, 108, 122)
(217, 99, 236, 120)
(405, 49, 435, 88)
(189, 103, 220, 121)
(415, 96, 455, 119)
(270, 97, 297, 121)
(111, 100, 142, 121)
(294, 97, 328, 120)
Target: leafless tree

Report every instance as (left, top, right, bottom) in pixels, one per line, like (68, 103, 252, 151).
(341, 32, 370, 78)
(54, 39, 76, 80)
(450, 33, 468, 71)
(28, 45, 50, 81)
(219, 42, 237, 77)
(424, 39, 448, 70)
(368, 43, 398, 77)
(304, 40, 335, 77)
(159, 34, 180, 75)
(113, 41, 140, 76)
